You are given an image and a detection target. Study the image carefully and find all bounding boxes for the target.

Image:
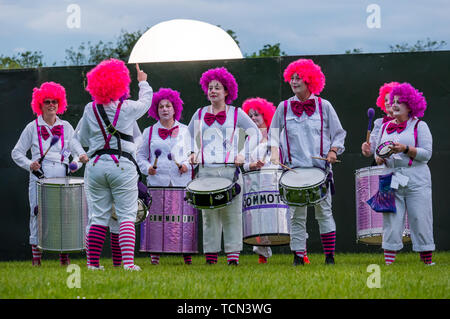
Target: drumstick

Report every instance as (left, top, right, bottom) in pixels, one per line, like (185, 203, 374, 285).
(366, 108, 375, 143)
(312, 156, 342, 163)
(278, 162, 299, 172)
(167, 153, 181, 169)
(153, 149, 161, 169)
(38, 135, 60, 164)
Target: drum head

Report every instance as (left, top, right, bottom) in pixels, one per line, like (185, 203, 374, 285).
(38, 177, 84, 185)
(187, 177, 232, 192)
(281, 168, 325, 188)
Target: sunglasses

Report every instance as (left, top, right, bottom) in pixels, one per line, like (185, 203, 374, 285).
(43, 99, 58, 105)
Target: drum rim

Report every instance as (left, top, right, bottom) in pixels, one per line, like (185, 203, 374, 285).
(37, 176, 84, 186)
(243, 233, 290, 246)
(279, 167, 326, 189)
(242, 168, 284, 175)
(186, 179, 234, 194)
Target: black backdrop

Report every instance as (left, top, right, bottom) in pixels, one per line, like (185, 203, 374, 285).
(1, 51, 449, 261)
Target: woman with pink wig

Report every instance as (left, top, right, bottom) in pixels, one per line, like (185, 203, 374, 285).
(268, 58, 346, 266)
(137, 87, 193, 265)
(362, 82, 399, 157)
(72, 60, 153, 271)
(374, 82, 435, 265)
(11, 81, 85, 267)
(187, 67, 261, 265)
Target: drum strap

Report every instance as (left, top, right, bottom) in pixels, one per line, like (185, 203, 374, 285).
(283, 97, 324, 163)
(198, 106, 238, 166)
(148, 123, 195, 180)
(92, 101, 127, 165)
(380, 119, 420, 166)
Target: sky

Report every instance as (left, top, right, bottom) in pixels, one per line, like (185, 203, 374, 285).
(0, 0, 449, 66)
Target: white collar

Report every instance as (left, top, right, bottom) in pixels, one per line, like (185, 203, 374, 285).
(37, 115, 63, 127)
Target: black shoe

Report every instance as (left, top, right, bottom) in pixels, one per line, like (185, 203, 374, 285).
(293, 254, 304, 266)
(228, 260, 238, 266)
(206, 260, 216, 265)
(325, 254, 335, 265)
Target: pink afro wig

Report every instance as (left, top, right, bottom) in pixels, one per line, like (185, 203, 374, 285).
(31, 81, 67, 116)
(242, 97, 276, 128)
(376, 82, 400, 113)
(199, 67, 238, 104)
(283, 59, 326, 95)
(390, 83, 427, 118)
(86, 58, 130, 105)
(148, 88, 184, 121)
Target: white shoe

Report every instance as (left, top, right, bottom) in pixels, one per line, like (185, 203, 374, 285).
(426, 262, 436, 266)
(124, 264, 141, 271)
(88, 265, 105, 271)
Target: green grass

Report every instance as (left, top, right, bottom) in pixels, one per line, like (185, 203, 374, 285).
(0, 252, 449, 299)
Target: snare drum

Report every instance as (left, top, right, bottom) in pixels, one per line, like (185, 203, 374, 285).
(111, 199, 149, 225)
(376, 141, 395, 158)
(355, 166, 411, 245)
(140, 187, 198, 254)
(186, 176, 240, 209)
(279, 167, 328, 207)
(242, 169, 290, 246)
(37, 177, 88, 252)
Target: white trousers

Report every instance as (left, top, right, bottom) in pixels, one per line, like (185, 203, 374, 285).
(198, 166, 243, 253)
(28, 161, 67, 245)
(382, 184, 435, 252)
(289, 190, 335, 251)
(86, 157, 138, 227)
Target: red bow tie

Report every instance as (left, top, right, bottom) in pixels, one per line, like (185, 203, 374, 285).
(291, 99, 316, 117)
(41, 125, 63, 140)
(158, 126, 179, 140)
(382, 116, 394, 123)
(386, 121, 407, 134)
(204, 111, 226, 126)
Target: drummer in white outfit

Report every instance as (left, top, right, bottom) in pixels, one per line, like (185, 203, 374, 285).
(362, 82, 399, 157)
(11, 81, 84, 266)
(137, 87, 192, 265)
(269, 59, 346, 266)
(188, 67, 261, 265)
(73, 60, 152, 271)
(375, 82, 435, 265)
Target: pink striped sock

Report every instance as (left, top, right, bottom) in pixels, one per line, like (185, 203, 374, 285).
(420, 251, 433, 264)
(227, 252, 240, 264)
(59, 253, 70, 266)
(205, 253, 218, 264)
(85, 232, 90, 266)
(119, 221, 136, 268)
(384, 250, 397, 265)
(295, 250, 305, 258)
(151, 254, 160, 265)
(110, 233, 122, 267)
(183, 254, 192, 264)
(320, 231, 336, 257)
(31, 245, 42, 260)
(87, 224, 108, 267)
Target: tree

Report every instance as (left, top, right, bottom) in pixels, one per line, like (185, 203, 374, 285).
(0, 51, 44, 69)
(345, 48, 363, 54)
(246, 43, 287, 58)
(389, 38, 447, 52)
(64, 29, 144, 66)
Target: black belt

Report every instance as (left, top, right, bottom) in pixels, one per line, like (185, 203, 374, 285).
(93, 149, 142, 175)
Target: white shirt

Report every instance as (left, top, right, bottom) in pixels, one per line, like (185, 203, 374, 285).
(11, 115, 85, 172)
(71, 81, 152, 159)
(268, 94, 346, 169)
(137, 120, 192, 187)
(187, 105, 261, 168)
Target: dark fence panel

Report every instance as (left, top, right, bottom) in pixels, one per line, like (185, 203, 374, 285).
(1, 51, 449, 261)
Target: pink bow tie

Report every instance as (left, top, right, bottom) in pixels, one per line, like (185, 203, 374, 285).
(158, 126, 179, 140)
(386, 121, 407, 134)
(204, 111, 226, 126)
(41, 125, 63, 140)
(291, 99, 316, 117)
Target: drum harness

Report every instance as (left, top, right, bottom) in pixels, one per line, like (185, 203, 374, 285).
(91, 101, 152, 208)
(282, 97, 335, 195)
(33, 119, 67, 179)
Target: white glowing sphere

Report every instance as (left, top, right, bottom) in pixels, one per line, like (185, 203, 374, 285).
(128, 19, 243, 63)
